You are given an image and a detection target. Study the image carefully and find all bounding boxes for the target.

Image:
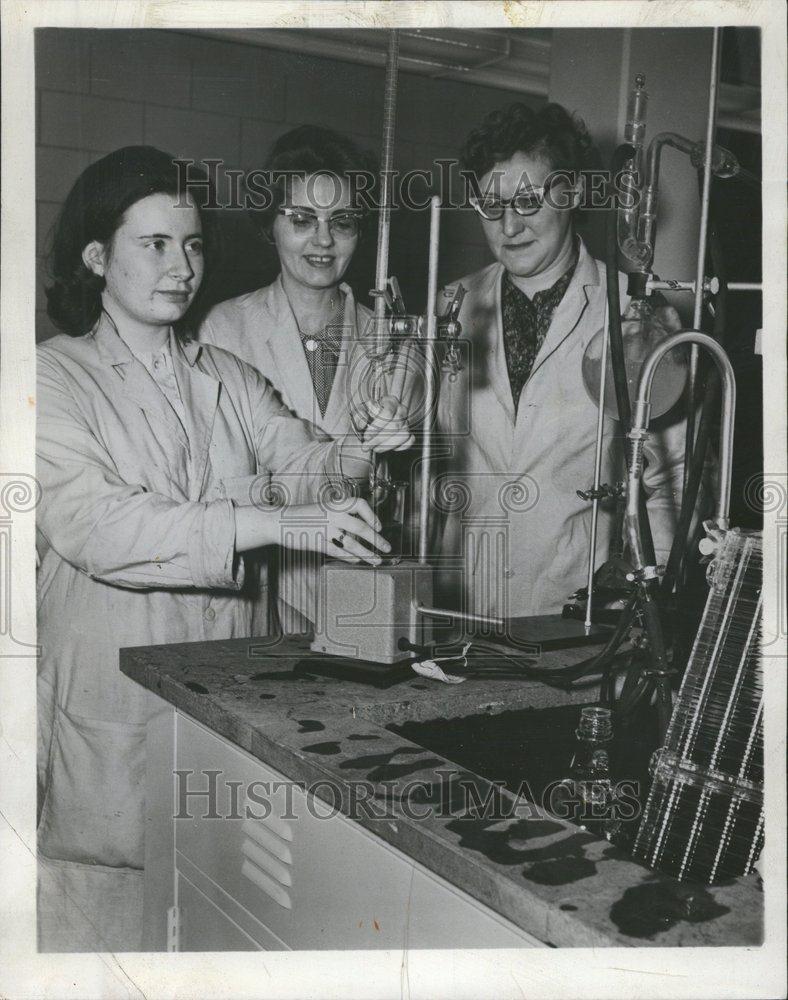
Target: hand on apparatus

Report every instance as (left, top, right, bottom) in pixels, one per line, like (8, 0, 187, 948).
(234, 497, 389, 566)
(360, 395, 414, 453)
(283, 497, 390, 565)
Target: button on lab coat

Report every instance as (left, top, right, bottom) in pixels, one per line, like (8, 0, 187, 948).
(36, 315, 348, 950)
(199, 276, 374, 628)
(433, 240, 687, 620)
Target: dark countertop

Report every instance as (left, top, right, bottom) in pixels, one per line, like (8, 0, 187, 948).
(120, 634, 763, 948)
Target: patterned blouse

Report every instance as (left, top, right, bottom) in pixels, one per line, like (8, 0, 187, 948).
(299, 326, 343, 418)
(297, 293, 346, 418)
(501, 259, 577, 416)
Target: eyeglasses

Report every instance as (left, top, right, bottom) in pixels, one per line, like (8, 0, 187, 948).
(277, 207, 364, 239)
(470, 176, 569, 221)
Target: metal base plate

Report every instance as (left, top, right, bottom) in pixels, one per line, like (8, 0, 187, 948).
(470, 614, 611, 656)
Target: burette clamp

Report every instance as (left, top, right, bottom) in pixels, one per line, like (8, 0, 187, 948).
(625, 565, 664, 583)
(576, 482, 625, 502)
(643, 275, 720, 296)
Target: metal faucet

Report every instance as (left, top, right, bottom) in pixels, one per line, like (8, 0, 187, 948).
(624, 330, 736, 579)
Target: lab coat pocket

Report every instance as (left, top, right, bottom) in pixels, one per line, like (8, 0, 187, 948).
(38, 706, 146, 870)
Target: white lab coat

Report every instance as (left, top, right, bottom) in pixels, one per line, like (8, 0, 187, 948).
(199, 277, 374, 630)
(36, 315, 349, 951)
(432, 239, 686, 619)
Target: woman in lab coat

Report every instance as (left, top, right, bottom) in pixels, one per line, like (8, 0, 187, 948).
(434, 246, 687, 621)
(431, 103, 689, 622)
(36, 145, 412, 951)
(199, 126, 379, 630)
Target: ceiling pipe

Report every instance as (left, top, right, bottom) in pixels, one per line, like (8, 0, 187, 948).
(188, 28, 551, 98)
(186, 29, 760, 133)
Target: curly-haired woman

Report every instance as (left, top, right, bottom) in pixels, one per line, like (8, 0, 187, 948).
(431, 102, 688, 621)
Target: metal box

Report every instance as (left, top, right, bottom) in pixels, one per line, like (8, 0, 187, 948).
(311, 560, 433, 664)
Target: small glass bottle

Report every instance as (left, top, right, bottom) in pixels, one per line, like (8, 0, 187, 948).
(560, 707, 623, 840)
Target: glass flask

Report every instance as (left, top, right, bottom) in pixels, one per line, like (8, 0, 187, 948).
(582, 297, 688, 420)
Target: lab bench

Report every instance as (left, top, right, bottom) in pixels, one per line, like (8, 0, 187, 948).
(120, 634, 763, 951)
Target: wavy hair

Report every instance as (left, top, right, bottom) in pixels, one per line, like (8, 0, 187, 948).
(460, 102, 597, 183)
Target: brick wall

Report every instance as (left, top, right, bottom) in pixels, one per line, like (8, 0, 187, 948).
(36, 28, 544, 342)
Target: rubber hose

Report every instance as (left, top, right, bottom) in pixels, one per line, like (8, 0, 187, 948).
(555, 594, 640, 688)
(606, 144, 637, 429)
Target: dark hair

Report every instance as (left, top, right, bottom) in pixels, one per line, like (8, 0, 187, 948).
(460, 102, 597, 182)
(45, 145, 216, 337)
(248, 125, 378, 240)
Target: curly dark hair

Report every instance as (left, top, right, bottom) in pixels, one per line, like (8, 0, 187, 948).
(248, 124, 378, 241)
(460, 102, 597, 182)
(45, 145, 217, 337)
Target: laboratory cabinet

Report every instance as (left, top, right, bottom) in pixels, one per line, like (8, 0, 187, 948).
(143, 705, 543, 951)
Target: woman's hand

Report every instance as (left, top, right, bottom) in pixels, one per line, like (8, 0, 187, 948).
(361, 395, 414, 453)
(281, 497, 390, 565)
(235, 497, 390, 565)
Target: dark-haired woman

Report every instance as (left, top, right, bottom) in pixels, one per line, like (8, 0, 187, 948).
(36, 145, 412, 951)
(199, 125, 380, 630)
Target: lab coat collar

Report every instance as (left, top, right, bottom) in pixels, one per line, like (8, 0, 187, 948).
(476, 235, 600, 312)
(467, 238, 600, 425)
(176, 334, 203, 366)
(261, 276, 318, 420)
(93, 310, 137, 365)
(527, 238, 600, 381)
(323, 286, 363, 432)
(92, 310, 203, 367)
(264, 274, 360, 429)
(93, 314, 190, 451)
(92, 313, 220, 494)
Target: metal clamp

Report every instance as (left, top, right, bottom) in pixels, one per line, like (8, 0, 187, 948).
(645, 275, 720, 296)
(626, 565, 665, 583)
(577, 482, 625, 502)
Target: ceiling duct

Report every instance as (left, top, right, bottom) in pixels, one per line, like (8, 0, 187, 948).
(191, 28, 759, 134)
(194, 27, 552, 98)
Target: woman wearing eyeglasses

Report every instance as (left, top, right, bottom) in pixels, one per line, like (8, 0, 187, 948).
(200, 125, 380, 630)
(432, 102, 688, 622)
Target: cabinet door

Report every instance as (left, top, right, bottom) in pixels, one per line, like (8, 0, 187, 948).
(178, 872, 263, 952)
(173, 712, 543, 950)
(175, 714, 416, 949)
(407, 869, 542, 948)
